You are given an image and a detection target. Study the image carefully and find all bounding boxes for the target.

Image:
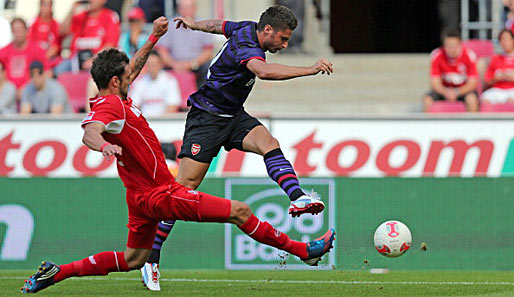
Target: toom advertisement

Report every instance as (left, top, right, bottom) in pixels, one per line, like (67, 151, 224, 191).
(0, 118, 513, 177)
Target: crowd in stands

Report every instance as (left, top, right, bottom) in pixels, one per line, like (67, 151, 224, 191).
(1, 0, 514, 115)
(0, 0, 210, 116)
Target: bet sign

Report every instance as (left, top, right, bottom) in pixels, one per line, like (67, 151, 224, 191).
(224, 178, 336, 270)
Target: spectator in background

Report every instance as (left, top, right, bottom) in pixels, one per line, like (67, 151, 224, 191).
(157, 0, 213, 87)
(481, 29, 514, 105)
(0, 61, 17, 114)
(28, 0, 61, 67)
(20, 61, 71, 114)
(0, 18, 48, 92)
(119, 7, 148, 58)
(129, 51, 181, 116)
(505, 0, 514, 31)
(424, 29, 479, 112)
(56, 0, 120, 75)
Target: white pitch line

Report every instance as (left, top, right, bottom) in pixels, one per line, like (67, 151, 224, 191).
(2, 276, 513, 286)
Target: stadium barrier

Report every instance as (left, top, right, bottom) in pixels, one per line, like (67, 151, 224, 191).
(1, 116, 512, 271)
(1, 177, 512, 271)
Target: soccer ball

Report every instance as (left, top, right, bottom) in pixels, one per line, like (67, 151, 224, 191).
(374, 220, 412, 258)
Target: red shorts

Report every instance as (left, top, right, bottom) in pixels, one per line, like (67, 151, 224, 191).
(125, 182, 231, 249)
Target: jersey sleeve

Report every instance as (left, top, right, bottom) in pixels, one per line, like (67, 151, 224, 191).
(465, 51, 478, 78)
(484, 56, 498, 83)
(81, 97, 125, 134)
(222, 21, 256, 38)
(70, 12, 85, 36)
(236, 46, 266, 65)
(430, 53, 442, 78)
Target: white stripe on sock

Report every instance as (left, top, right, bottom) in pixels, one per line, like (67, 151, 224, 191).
(248, 220, 260, 236)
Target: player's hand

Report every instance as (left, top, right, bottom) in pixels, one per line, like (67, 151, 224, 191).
(101, 144, 122, 161)
(152, 16, 169, 38)
(311, 58, 333, 75)
(174, 16, 197, 30)
(444, 89, 458, 101)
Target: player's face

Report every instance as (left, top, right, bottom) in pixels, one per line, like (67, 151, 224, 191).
(117, 64, 131, 99)
(40, 0, 52, 18)
(443, 37, 461, 59)
(500, 31, 514, 54)
(266, 28, 292, 53)
(30, 69, 45, 90)
(147, 55, 162, 80)
(11, 21, 27, 44)
(89, 0, 106, 11)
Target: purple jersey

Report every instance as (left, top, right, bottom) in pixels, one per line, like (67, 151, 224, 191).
(188, 21, 266, 116)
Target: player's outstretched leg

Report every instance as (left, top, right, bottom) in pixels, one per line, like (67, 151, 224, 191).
(230, 200, 335, 265)
(141, 220, 176, 291)
(263, 148, 325, 217)
(21, 251, 131, 294)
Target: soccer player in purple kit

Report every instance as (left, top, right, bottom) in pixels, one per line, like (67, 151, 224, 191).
(141, 5, 334, 290)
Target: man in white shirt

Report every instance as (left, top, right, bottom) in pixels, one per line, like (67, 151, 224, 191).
(129, 50, 181, 117)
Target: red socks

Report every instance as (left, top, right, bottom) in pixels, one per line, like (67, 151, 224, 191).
(53, 251, 129, 283)
(238, 214, 308, 259)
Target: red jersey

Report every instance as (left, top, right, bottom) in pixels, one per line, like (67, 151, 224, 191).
(0, 41, 47, 88)
(28, 16, 60, 51)
(484, 54, 514, 89)
(70, 8, 120, 56)
(430, 47, 478, 88)
(81, 95, 174, 192)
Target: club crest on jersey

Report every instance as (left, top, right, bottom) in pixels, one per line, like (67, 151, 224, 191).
(191, 144, 201, 155)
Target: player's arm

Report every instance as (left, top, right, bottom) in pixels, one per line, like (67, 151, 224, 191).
(246, 58, 333, 80)
(128, 17, 169, 83)
(457, 78, 477, 95)
(82, 122, 122, 161)
(430, 77, 447, 94)
(174, 17, 224, 34)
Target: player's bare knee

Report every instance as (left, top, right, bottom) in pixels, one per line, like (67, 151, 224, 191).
(263, 137, 280, 154)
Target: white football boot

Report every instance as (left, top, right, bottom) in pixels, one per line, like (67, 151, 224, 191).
(289, 191, 325, 217)
(141, 262, 160, 291)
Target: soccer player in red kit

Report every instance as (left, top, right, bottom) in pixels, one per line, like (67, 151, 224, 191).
(20, 17, 335, 294)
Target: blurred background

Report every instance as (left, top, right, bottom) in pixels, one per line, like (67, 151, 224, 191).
(0, 0, 512, 272)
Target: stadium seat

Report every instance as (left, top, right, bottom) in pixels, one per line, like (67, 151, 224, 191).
(58, 71, 91, 113)
(427, 101, 467, 113)
(167, 70, 197, 108)
(462, 39, 495, 59)
(479, 102, 514, 112)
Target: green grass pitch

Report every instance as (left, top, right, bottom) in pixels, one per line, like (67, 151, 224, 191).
(2, 270, 513, 297)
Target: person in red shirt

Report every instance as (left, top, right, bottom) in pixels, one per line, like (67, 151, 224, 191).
(55, 0, 120, 75)
(424, 29, 479, 112)
(28, 0, 61, 66)
(482, 29, 514, 105)
(20, 17, 335, 294)
(0, 18, 48, 92)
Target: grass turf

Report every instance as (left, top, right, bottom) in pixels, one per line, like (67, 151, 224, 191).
(2, 270, 513, 297)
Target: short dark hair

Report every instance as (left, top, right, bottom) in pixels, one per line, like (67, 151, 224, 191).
(257, 5, 297, 31)
(91, 48, 129, 89)
(10, 17, 27, 29)
(149, 50, 160, 59)
(499, 28, 514, 40)
(441, 28, 461, 42)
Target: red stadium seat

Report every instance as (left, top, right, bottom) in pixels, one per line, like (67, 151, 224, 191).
(167, 70, 197, 108)
(58, 71, 91, 113)
(427, 101, 467, 113)
(462, 39, 495, 59)
(480, 102, 514, 112)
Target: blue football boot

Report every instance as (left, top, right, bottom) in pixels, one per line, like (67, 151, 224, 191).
(301, 228, 336, 266)
(21, 261, 60, 294)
